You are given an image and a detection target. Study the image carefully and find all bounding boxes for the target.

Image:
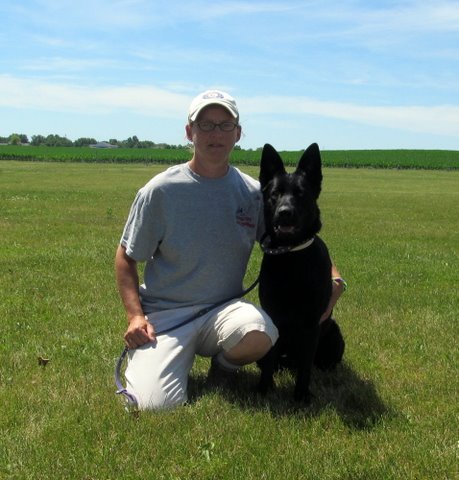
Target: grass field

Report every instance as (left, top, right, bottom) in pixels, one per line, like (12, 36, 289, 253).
(1, 145, 459, 169)
(1, 161, 458, 479)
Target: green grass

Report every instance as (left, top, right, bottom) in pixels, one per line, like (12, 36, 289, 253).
(1, 161, 458, 479)
(1, 145, 459, 169)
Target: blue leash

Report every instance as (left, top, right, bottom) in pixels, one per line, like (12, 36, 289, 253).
(115, 277, 260, 409)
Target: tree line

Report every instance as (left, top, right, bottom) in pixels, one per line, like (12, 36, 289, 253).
(0, 133, 187, 149)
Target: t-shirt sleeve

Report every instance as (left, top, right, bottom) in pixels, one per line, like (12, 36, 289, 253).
(120, 185, 165, 262)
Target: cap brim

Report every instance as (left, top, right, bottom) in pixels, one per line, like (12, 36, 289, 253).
(189, 101, 239, 122)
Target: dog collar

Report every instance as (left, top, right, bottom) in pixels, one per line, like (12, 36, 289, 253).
(260, 235, 315, 255)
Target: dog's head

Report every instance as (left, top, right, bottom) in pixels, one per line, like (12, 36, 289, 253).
(259, 143, 323, 245)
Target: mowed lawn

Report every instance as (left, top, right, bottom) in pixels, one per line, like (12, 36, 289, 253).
(1, 161, 458, 480)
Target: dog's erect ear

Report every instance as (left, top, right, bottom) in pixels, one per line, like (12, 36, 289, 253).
(259, 144, 286, 188)
(297, 143, 322, 198)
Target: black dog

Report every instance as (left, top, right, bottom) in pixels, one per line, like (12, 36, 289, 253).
(257, 143, 344, 403)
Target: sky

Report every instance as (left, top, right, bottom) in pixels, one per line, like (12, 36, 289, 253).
(1, 0, 459, 151)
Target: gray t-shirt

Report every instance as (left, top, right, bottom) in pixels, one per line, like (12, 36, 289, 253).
(120, 163, 263, 312)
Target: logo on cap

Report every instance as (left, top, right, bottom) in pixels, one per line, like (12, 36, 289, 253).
(203, 91, 224, 100)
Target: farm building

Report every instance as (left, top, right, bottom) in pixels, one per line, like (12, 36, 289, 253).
(89, 141, 119, 149)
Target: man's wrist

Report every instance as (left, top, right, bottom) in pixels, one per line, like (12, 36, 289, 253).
(332, 277, 347, 292)
(127, 313, 147, 324)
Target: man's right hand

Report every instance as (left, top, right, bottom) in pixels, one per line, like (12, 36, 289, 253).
(124, 315, 156, 349)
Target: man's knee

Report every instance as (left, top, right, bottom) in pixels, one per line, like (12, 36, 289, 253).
(225, 330, 274, 365)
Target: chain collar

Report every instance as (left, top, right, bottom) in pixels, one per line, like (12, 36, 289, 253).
(260, 234, 315, 255)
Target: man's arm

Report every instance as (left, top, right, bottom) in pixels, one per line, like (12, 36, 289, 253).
(115, 245, 156, 348)
(320, 260, 346, 323)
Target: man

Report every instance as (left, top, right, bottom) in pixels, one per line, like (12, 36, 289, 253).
(115, 90, 279, 410)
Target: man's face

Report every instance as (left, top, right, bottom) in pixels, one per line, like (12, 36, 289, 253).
(186, 105, 241, 163)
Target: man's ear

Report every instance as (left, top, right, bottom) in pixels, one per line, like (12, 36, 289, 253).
(235, 125, 242, 143)
(185, 124, 193, 142)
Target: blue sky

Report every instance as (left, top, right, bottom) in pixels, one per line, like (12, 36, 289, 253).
(1, 0, 459, 150)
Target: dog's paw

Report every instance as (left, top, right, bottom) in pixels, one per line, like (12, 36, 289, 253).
(293, 388, 313, 405)
(257, 377, 274, 396)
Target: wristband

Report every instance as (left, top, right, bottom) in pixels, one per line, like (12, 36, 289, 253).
(332, 277, 347, 291)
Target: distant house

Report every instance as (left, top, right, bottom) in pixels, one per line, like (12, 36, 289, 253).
(89, 141, 119, 149)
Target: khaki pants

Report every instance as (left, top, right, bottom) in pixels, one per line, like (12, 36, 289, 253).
(124, 299, 278, 410)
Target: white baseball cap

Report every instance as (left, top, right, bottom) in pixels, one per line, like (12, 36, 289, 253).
(188, 90, 239, 122)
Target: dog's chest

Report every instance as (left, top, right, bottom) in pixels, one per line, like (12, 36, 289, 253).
(262, 248, 323, 287)
(258, 244, 332, 322)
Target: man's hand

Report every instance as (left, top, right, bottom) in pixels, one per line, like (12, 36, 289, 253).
(124, 315, 156, 349)
(116, 245, 156, 348)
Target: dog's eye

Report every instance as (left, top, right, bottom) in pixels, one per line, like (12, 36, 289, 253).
(290, 185, 305, 198)
(269, 191, 281, 201)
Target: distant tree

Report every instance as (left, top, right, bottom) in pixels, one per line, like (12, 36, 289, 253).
(139, 140, 157, 148)
(0, 135, 9, 143)
(74, 137, 97, 147)
(31, 135, 46, 146)
(9, 134, 21, 145)
(22, 134, 190, 149)
(46, 134, 58, 146)
(45, 134, 72, 147)
(124, 136, 140, 148)
(8, 133, 29, 144)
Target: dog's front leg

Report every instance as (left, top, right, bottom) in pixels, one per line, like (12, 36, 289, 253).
(294, 324, 320, 403)
(257, 345, 277, 395)
(294, 367, 313, 403)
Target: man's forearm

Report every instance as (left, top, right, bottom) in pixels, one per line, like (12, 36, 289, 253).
(115, 245, 144, 322)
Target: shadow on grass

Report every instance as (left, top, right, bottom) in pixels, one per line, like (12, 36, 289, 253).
(188, 361, 393, 430)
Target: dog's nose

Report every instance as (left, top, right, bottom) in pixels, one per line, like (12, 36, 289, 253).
(277, 205, 294, 223)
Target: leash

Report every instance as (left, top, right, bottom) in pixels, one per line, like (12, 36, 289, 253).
(114, 352, 138, 409)
(115, 276, 260, 409)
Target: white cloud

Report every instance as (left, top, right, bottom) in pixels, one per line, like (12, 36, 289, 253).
(316, 0, 459, 34)
(0, 75, 189, 116)
(242, 96, 459, 137)
(22, 57, 120, 72)
(179, 1, 296, 20)
(2, 75, 458, 138)
(272, 1, 459, 52)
